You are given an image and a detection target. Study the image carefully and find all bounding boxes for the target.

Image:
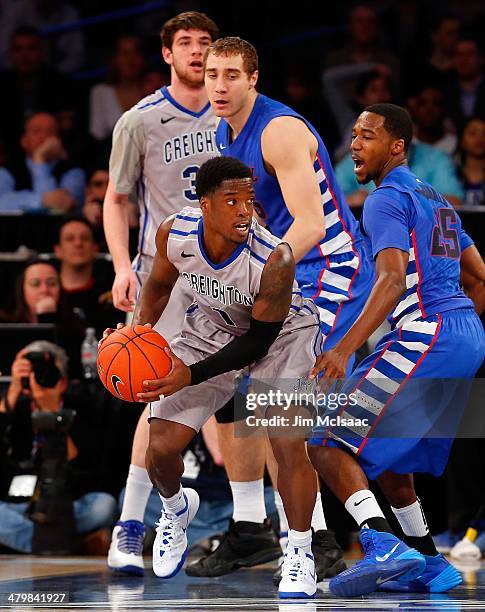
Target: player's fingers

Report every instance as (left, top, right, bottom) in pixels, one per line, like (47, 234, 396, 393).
(127, 276, 136, 304)
(310, 356, 326, 379)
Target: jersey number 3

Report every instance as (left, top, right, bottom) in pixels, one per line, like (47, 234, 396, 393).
(431, 208, 459, 259)
(182, 165, 199, 201)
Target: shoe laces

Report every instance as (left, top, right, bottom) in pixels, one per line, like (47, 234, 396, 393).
(283, 550, 310, 581)
(155, 512, 184, 552)
(117, 521, 145, 555)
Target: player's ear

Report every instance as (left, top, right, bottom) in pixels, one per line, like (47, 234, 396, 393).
(249, 70, 259, 90)
(391, 138, 405, 156)
(199, 196, 208, 213)
(162, 46, 172, 65)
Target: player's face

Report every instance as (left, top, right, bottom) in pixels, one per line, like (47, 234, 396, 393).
(203, 178, 255, 244)
(55, 221, 98, 266)
(163, 29, 213, 87)
(23, 263, 60, 315)
(205, 53, 258, 118)
(351, 112, 396, 184)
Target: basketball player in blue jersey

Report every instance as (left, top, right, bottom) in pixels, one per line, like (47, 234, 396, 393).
(191, 35, 373, 580)
(106, 156, 325, 597)
(307, 103, 485, 597)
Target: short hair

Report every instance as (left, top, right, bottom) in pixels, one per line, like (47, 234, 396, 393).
(364, 103, 413, 152)
(56, 215, 96, 244)
(204, 37, 258, 76)
(23, 340, 69, 378)
(195, 157, 253, 199)
(161, 12, 219, 49)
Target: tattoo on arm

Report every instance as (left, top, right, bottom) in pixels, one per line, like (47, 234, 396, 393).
(253, 243, 295, 322)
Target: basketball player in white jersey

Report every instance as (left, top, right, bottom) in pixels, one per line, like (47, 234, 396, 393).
(127, 156, 322, 597)
(104, 12, 221, 574)
(106, 14, 285, 577)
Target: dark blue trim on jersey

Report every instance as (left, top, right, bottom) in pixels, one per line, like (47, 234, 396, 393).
(161, 86, 211, 118)
(169, 228, 198, 237)
(137, 94, 165, 110)
(176, 213, 200, 222)
(245, 247, 267, 265)
(197, 219, 247, 269)
(250, 230, 277, 251)
(136, 181, 149, 267)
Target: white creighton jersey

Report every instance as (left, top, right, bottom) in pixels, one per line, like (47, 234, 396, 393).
(110, 86, 218, 260)
(167, 207, 321, 343)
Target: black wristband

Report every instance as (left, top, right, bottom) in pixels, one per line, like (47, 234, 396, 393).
(189, 317, 284, 386)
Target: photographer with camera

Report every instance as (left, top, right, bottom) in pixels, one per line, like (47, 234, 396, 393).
(0, 341, 117, 554)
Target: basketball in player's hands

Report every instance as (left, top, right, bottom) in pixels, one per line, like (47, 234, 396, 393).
(97, 325, 172, 401)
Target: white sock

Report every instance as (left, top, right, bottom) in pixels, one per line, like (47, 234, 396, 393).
(344, 490, 385, 528)
(274, 490, 289, 536)
(288, 528, 312, 554)
(119, 464, 153, 522)
(230, 479, 266, 523)
(311, 491, 327, 531)
(392, 498, 429, 537)
(159, 484, 186, 516)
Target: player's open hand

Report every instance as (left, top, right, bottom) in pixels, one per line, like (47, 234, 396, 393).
(310, 346, 350, 392)
(137, 347, 191, 401)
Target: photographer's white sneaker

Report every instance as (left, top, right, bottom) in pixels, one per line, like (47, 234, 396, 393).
(108, 520, 145, 575)
(153, 488, 199, 578)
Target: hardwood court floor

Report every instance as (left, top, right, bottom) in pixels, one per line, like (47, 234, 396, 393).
(0, 555, 484, 610)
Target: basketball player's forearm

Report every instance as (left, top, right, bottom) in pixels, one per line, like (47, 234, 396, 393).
(133, 281, 171, 326)
(337, 273, 406, 356)
(103, 188, 132, 272)
(281, 217, 325, 263)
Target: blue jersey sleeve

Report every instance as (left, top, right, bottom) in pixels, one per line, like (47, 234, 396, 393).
(459, 226, 474, 252)
(363, 188, 415, 259)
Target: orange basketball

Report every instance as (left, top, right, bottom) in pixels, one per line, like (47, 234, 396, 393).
(97, 325, 172, 402)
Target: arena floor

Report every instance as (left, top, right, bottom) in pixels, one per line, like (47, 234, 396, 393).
(1, 555, 484, 610)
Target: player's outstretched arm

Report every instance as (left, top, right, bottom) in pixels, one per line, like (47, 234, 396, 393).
(261, 117, 326, 263)
(103, 179, 137, 312)
(311, 248, 408, 384)
(137, 245, 296, 400)
(133, 216, 179, 327)
(460, 244, 485, 315)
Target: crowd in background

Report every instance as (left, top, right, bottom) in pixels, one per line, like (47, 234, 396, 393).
(0, 0, 483, 555)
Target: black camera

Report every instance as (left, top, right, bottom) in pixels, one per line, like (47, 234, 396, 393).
(22, 351, 62, 390)
(31, 408, 76, 434)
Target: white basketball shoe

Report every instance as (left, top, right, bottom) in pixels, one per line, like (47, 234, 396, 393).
(279, 547, 317, 599)
(153, 488, 200, 578)
(108, 520, 146, 575)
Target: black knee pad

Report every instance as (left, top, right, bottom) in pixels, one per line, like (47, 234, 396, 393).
(214, 395, 250, 424)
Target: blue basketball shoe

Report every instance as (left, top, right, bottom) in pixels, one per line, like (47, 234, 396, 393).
(108, 520, 146, 575)
(329, 529, 426, 597)
(379, 552, 462, 593)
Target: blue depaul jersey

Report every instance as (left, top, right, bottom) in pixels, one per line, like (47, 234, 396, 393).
(215, 94, 365, 267)
(362, 165, 474, 327)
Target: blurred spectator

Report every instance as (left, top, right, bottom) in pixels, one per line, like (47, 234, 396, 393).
(336, 141, 463, 208)
(0, 260, 86, 378)
(456, 116, 485, 207)
(0, 0, 85, 73)
(0, 341, 116, 554)
(142, 69, 170, 98)
(324, 66, 392, 161)
(282, 70, 339, 155)
(89, 36, 147, 142)
(82, 168, 109, 228)
(445, 39, 485, 130)
(409, 85, 458, 155)
(0, 112, 85, 213)
(0, 26, 78, 154)
(325, 5, 400, 88)
(405, 14, 461, 94)
(53, 217, 124, 336)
